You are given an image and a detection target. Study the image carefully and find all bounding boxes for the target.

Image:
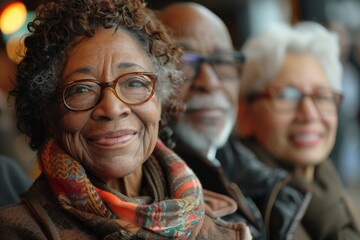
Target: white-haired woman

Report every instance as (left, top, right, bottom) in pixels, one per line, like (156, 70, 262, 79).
(238, 22, 360, 239)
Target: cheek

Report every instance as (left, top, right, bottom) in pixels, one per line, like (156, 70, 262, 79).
(54, 108, 88, 141)
(224, 82, 240, 105)
(251, 106, 289, 147)
(59, 112, 90, 134)
(143, 97, 161, 124)
(51, 110, 90, 161)
(179, 82, 192, 100)
(136, 99, 161, 153)
(324, 116, 338, 142)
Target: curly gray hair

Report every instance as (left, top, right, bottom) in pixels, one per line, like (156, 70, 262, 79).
(10, 0, 184, 150)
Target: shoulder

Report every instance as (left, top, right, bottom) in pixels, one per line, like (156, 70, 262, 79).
(302, 160, 360, 239)
(0, 201, 46, 239)
(313, 160, 346, 192)
(0, 177, 54, 239)
(0, 176, 95, 239)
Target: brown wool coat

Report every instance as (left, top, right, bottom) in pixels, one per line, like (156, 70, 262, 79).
(0, 174, 252, 240)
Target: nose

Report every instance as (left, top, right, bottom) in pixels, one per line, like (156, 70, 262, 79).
(91, 88, 131, 120)
(296, 96, 321, 121)
(191, 63, 221, 92)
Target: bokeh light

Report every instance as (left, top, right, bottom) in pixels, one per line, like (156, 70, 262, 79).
(5, 34, 25, 63)
(0, 2, 27, 35)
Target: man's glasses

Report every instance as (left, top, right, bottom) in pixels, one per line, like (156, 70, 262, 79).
(246, 86, 343, 115)
(62, 72, 157, 111)
(180, 51, 245, 81)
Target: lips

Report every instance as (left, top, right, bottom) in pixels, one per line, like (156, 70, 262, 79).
(289, 132, 322, 147)
(88, 130, 137, 146)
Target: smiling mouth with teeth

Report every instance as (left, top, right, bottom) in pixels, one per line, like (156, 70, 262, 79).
(289, 133, 322, 147)
(292, 133, 320, 141)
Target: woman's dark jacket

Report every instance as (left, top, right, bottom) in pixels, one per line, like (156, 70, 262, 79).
(175, 136, 311, 240)
(237, 137, 360, 240)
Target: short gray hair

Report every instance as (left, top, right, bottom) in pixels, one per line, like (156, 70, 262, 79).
(239, 21, 343, 96)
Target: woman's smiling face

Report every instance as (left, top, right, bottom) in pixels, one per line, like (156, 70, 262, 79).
(245, 53, 338, 167)
(54, 28, 161, 183)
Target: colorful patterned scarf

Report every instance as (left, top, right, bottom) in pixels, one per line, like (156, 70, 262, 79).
(38, 139, 204, 239)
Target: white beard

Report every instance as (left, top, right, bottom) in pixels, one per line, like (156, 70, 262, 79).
(174, 94, 236, 156)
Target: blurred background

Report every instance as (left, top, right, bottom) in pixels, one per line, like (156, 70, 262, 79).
(1, 0, 360, 203)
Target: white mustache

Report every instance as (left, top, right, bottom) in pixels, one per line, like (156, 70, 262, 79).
(185, 95, 231, 111)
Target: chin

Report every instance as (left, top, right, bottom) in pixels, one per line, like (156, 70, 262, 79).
(288, 154, 326, 167)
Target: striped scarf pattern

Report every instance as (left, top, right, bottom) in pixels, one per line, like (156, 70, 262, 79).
(38, 139, 204, 239)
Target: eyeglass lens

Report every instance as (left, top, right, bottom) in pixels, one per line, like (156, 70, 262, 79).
(181, 52, 243, 81)
(63, 73, 155, 111)
(270, 86, 341, 114)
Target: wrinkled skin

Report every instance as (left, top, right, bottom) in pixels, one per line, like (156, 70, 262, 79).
(52, 28, 161, 183)
(240, 53, 338, 179)
(159, 4, 239, 156)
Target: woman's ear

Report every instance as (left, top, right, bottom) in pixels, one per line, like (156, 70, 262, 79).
(237, 98, 254, 138)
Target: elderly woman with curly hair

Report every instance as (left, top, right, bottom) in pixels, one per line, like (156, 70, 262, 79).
(0, 0, 252, 239)
(238, 22, 360, 239)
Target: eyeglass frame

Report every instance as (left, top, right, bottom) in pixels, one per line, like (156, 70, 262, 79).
(180, 51, 246, 82)
(61, 72, 157, 112)
(245, 85, 343, 115)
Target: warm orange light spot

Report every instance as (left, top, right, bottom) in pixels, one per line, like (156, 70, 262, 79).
(0, 2, 27, 35)
(6, 35, 25, 63)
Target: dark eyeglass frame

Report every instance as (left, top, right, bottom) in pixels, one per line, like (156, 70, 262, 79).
(246, 85, 343, 115)
(61, 72, 157, 112)
(180, 51, 246, 81)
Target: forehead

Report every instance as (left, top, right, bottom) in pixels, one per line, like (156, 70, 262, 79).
(161, 6, 233, 54)
(67, 28, 146, 62)
(269, 53, 330, 90)
(63, 28, 150, 80)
